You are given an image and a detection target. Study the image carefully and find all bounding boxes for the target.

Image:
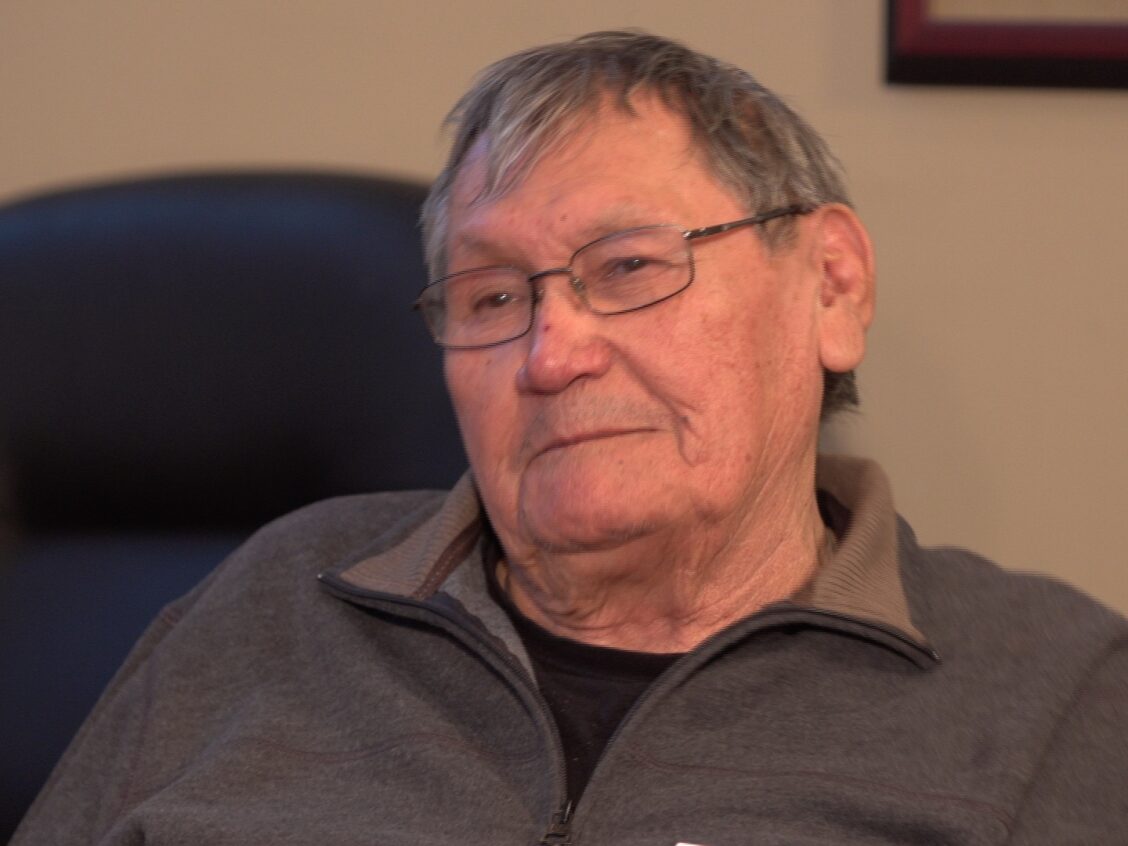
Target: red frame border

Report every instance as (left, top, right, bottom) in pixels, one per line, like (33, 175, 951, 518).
(892, 0, 1128, 60)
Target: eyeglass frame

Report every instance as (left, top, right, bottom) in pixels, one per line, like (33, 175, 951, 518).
(414, 203, 813, 350)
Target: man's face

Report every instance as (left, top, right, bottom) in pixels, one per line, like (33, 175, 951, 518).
(443, 95, 867, 558)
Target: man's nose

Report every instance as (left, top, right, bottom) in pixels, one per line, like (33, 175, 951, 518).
(515, 274, 612, 394)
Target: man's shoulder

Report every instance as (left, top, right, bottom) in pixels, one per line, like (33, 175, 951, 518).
(120, 487, 455, 684)
(898, 519, 1127, 671)
(174, 489, 450, 613)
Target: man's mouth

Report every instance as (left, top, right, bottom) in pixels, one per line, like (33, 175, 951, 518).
(538, 428, 654, 456)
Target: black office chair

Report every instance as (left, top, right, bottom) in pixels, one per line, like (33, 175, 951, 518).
(0, 170, 467, 840)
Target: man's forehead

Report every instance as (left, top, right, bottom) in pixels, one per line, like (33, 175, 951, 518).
(448, 99, 712, 228)
(447, 93, 711, 221)
(445, 149, 722, 266)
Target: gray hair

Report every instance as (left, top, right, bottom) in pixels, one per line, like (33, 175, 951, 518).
(421, 30, 858, 418)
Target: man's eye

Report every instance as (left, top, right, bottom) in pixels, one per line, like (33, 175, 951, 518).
(612, 256, 651, 274)
(600, 255, 663, 278)
(472, 290, 520, 312)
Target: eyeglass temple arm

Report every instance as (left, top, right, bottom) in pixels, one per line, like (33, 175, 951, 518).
(683, 204, 812, 241)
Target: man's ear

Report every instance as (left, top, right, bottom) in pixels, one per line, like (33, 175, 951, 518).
(810, 204, 875, 373)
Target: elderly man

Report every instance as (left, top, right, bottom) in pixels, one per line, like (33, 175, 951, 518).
(14, 31, 1128, 846)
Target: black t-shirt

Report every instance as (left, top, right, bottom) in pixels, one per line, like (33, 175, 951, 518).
(486, 560, 683, 801)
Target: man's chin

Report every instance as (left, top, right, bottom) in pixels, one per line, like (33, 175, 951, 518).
(513, 450, 674, 551)
(517, 494, 662, 554)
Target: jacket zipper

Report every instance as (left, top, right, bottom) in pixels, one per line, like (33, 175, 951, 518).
(538, 799, 574, 845)
(317, 573, 575, 840)
(320, 573, 938, 842)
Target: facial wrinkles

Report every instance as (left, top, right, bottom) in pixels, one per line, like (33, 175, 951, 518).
(714, 298, 819, 525)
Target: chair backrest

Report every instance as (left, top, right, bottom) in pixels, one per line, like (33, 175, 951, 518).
(0, 170, 466, 535)
(0, 171, 468, 840)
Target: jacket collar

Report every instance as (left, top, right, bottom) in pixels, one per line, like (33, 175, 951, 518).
(802, 454, 926, 644)
(329, 454, 930, 653)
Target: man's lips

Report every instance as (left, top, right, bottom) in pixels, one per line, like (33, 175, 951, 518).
(536, 428, 654, 456)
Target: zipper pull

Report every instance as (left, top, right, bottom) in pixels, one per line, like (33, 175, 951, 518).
(539, 799, 574, 845)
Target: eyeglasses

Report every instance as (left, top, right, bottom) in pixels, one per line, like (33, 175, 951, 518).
(415, 204, 811, 349)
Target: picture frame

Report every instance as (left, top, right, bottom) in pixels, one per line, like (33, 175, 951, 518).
(886, 0, 1128, 88)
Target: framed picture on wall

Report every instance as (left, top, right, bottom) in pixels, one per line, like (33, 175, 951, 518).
(886, 0, 1128, 88)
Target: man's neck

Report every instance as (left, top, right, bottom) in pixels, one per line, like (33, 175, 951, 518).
(496, 490, 827, 653)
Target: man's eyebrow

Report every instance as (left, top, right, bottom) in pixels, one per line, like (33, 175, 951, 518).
(582, 202, 678, 235)
(448, 230, 503, 259)
(451, 202, 678, 261)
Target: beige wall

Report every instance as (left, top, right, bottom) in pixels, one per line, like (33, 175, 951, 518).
(5, 0, 1127, 611)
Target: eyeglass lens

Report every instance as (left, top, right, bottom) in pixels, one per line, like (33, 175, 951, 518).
(422, 225, 692, 349)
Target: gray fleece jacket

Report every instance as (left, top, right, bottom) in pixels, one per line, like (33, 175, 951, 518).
(12, 456, 1128, 845)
